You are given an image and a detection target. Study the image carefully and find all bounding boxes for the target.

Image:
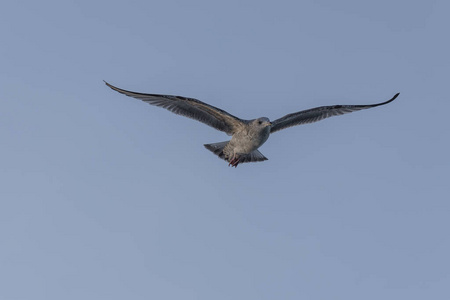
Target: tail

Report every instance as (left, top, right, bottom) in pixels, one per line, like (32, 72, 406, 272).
(204, 141, 268, 164)
(204, 141, 229, 161)
(239, 150, 268, 163)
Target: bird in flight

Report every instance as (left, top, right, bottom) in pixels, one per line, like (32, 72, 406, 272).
(105, 81, 399, 167)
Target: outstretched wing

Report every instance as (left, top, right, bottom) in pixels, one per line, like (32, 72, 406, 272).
(270, 93, 399, 133)
(105, 81, 246, 135)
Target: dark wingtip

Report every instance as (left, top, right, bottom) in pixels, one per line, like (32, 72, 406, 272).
(103, 81, 122, 93)
(387, 92, 400, 103)
(375, 92, 399, 107)
(386, 92, 400, 103)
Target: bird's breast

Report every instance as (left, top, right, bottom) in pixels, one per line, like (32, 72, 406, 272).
(230, 127, 270, 154)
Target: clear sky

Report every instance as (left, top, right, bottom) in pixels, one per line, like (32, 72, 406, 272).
(1, 0, 449, 299)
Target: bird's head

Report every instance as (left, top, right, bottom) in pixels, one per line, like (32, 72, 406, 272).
(253, 117, 272, 128)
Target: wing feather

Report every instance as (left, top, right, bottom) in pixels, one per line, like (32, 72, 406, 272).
(105, 81, 246, 135)
(270, 93, 399, 133)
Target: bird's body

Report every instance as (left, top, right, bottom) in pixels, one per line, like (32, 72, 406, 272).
(105, 81, 399, 167)
(229, 120, 271, 154)
(217, 118, 272, 166)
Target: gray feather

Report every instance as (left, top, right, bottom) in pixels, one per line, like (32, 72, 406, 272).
(270, 93, 399, 133)
(105, 81, 246, 135)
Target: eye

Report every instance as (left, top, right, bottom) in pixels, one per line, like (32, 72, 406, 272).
(258, 121, 262, 125)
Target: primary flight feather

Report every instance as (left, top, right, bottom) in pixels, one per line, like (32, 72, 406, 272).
(105, 81, 399, 167)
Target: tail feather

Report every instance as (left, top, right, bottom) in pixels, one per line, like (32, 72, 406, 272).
(204, 141, 268, 164)
(204, 141, 229, 161)
(240, 150, 268, 163)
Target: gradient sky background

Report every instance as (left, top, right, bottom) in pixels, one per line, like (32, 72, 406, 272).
(1, 0, 449, 299)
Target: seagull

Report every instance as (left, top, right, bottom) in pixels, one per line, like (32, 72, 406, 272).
(105, 81, 399, 167)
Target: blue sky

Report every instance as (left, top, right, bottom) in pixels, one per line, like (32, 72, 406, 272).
(1, 0, 449, 299)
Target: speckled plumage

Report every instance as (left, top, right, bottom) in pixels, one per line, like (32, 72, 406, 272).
(105, 81, 399, 167)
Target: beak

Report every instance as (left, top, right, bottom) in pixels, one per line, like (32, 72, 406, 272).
(266, 122, 272, 126)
